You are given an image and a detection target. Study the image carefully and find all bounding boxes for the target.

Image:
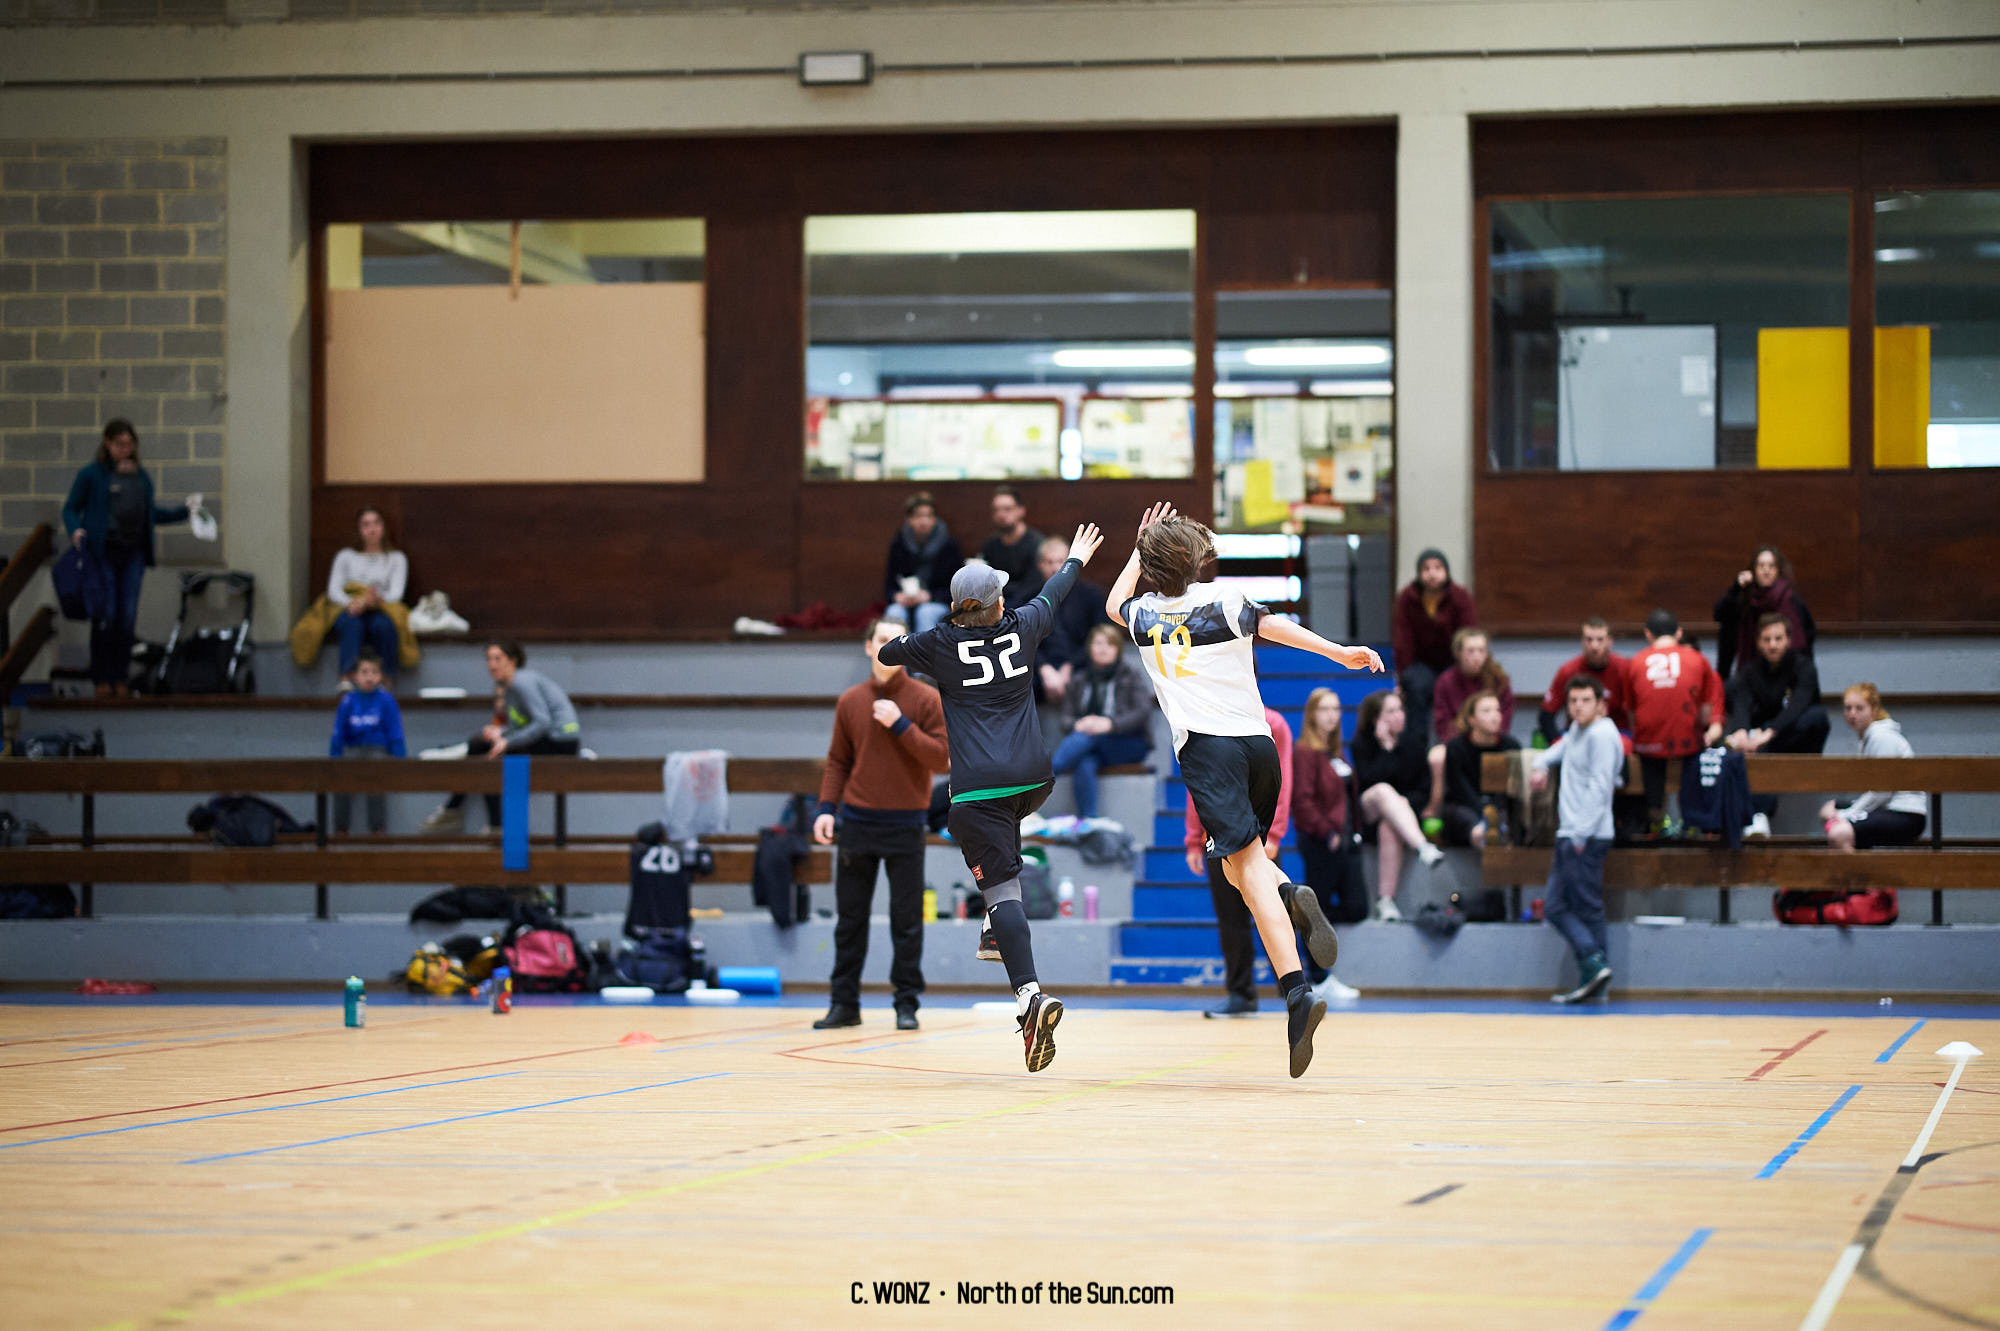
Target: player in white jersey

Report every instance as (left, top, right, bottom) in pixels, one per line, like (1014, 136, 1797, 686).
(1107, 504, 1383, 1077)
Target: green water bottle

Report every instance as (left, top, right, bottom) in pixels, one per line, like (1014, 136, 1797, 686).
(343, 976, 366, 1028)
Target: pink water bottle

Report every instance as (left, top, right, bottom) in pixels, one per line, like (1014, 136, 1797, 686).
(1083, 883, 1099, 921)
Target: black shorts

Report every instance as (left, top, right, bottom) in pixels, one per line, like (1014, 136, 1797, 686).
(1849, 808, 1925, 849)
(1180, 732, 1282, 861)
(1438, 802, 1484, 846)
(947, 782, 1053, 890)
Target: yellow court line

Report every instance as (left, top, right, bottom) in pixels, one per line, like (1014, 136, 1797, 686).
(92, 1048, 1249, 1330)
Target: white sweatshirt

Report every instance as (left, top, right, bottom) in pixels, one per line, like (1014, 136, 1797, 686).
(1839, 717, 1928, 821)
(327, 548, 408, 604)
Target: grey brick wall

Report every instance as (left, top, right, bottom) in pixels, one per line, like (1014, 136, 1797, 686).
(0, 138, 225, 567)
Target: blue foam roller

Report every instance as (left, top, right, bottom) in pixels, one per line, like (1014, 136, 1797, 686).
(715, 966, 781, 995)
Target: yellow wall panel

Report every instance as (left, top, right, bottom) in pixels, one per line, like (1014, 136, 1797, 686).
(1756, 327, 1849, 469)
(1873, 325, 1931, 468)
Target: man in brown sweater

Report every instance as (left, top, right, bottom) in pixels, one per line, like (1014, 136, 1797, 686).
(811, 617, 951, 1031)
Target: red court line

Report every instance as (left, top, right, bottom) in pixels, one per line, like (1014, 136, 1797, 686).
(0, 1016, 805, 1133)
(1747, 1028, 1827, 1080)
(0, 1014, 455, 1071)
(1904, 1213, 2000, 1236)
(0, 1014, 292, 1049)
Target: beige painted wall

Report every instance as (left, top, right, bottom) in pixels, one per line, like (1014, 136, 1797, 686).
(4, 0, 1995, 632)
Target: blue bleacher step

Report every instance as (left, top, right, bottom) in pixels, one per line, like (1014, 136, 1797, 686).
(1132, 883, 1219, 918)
(1121, 920, 1269, 959)
(1110, 958, 1275, 987)
(1159, 780, 1186, 814)
(1143, 845, 1305, 882)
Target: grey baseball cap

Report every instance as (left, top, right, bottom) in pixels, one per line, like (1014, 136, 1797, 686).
(949, 563, 1008, 614)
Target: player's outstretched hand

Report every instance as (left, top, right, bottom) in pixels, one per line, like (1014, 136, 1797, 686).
(1136, 501, 1176, 536)
(1070, 522, 1105, 566)
(1335, 644, 1385, 673)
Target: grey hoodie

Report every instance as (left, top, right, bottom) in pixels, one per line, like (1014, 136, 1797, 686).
(499, 667, 581, 748)
(1838, 717, 1927, 821)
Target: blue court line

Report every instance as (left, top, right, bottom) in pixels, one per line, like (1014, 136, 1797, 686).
(1755, 1085, 1862, 1179)
(1600, 1227, 1714, 1330)
(179, 1072, 728, 1164)
(0, 1071, 529, 1152)
(1875, 1019, 1928, 1063)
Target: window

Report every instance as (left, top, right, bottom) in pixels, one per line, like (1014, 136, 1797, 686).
(323, 220, 705, 484)
(1487, 196, 1849, 471)
(1874, 190, 2000, 468)
(803, 210, 1195, 480)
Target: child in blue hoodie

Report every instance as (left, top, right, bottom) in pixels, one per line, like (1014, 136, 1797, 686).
(330, 649, 406, 835)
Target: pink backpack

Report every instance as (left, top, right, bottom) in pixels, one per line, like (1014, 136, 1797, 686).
(504, 925, 591, 992)
(1772, 888, 1898, 926)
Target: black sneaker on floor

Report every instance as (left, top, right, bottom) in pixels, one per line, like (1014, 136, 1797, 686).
(1284, 883, 1340, 969)
(812, 1006, 862, 1030)
(895, 1007, 920, 1031)
(1285, 987, 1327, 1079)
(1019, 992, 1063, 1073)
(1203, 995, 1258, 1019)
(977, 927, 1002, 962)
(1551, 957, 1613, 1005)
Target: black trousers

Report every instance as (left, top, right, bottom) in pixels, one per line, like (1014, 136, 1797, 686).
(1752, 707, 1831, 818)
(1206, 855, 1327, 1002)
(444, 734, 581, 824)
(828, 820, 927, 1011)
(1298, 835, 1370, 925)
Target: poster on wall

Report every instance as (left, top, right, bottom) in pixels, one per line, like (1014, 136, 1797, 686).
(809, 400, 1060, 479)
(1079, 398, 1195, 477)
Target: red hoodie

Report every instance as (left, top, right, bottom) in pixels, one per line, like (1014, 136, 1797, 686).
(1391, 581, 1478, 675)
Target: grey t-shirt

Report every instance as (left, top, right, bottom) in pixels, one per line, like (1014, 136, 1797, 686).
(1535, 715, 1622, 841)
(500, 667, 581, 748)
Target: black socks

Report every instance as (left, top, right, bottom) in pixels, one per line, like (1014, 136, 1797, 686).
(986, 899, 1039, 992)
(1278, 970, 1308, 1002)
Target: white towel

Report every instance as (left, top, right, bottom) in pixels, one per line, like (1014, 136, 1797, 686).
(662, 750, 729, 839)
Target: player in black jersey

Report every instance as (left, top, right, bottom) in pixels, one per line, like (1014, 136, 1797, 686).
(878, 521, 1105, 1072)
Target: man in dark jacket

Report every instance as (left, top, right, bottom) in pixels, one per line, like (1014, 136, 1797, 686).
(1031, 535, 1109, 705)
(1723, 614, 1830, 835)
(1390, 547, 1478, 745)
(882, 491, 962, 633)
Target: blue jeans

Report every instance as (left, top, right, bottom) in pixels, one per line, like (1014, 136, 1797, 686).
(1049, 728, 1151, 818)
(89, 545, 147, 685)
(1544, 835, 1612, 963)
(334, 609, 400, 675)
(885, 601, 947, 633)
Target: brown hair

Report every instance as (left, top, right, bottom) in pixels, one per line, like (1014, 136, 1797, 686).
(1449, 627, 1511, 695)
(1566, 672, 1606, 700)
(353, 505, 396, 554)
(1755, 612, 1791, 635)
(94, 418, 140, 468)
(1581, 616, 1609, 632)
(1300, 686, 1344, 753)
(1136, 516, 1216, 598)
(864, 616, 904, 641)
(1843, 682, 1890, 720)
(1455, 689, 1503, 737)
(1355, 687, 1401, 740)
(904, 490, 936, 516)
(1750, 545, 1794, 580)
(488, 639, 526, 666)
(1085, 622, 1124, 654)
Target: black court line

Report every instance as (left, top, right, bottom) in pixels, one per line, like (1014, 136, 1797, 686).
(1406, 1183, 1463, 1206)
(1854, 1139, 2000, 1330)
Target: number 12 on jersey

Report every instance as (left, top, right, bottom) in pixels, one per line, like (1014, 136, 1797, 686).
(1147, 622, 1197, 678)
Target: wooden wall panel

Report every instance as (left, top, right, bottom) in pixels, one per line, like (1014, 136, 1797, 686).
(1858, 473, 2000, 624)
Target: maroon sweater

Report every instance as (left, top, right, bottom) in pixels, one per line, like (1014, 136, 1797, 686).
(1290, 740, 1350, 845)
(816, 669, 950, 823)
(1391, 582, 1479, 675)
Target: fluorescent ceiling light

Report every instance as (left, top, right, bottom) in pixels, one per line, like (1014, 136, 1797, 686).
(886, 385, 984, 399)
(799, 51, 872, 86)
(1215, 382, 1300, 398)
(1096, 383, 1193, 398)
(1213, 534, 1300, 559)
(1243, 344, 1390, 368)
(1309, 379, 1394, 397)
(1052, 348, 1195, 369)
(1874, 247, 1927, 263)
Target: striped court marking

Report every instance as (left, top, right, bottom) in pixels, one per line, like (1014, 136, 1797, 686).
(1600, 1228, 1714, 1330)
(1747, 1029, 1826, 1081)
(179, 1072, 730, 1164)
(0, 1071, 528, 1152)
(95, 1048, 1245, 1328)
(1757, 1085, 1863, 1179)
(1875, 1020, 1927, 1063)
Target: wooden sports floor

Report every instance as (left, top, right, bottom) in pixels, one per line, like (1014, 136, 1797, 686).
(1, 996, 1996, 1330)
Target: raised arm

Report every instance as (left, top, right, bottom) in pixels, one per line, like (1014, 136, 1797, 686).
(1104, 502, 1175, 628)
(1255, 614, 1384, 674)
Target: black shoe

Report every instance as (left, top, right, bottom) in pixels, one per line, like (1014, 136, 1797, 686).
(812, 1006, 862, 1029)
(976, 928, 1002, 962)
(1019, 991, 1063, 1073)
(1203, 994, 1258, 1019)
(1552, 955, 1613, 1005)
(1284, 883, 1340, 970)
(1285, 987, 1327, 1079)
(895, 1007, 919, 1031)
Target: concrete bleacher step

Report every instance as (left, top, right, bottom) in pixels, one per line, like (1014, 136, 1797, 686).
(1141, 845, 1306, 882)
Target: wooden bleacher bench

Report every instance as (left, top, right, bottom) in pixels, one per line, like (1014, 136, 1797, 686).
(0, 757, 831, 919)
(1478, 752, 2000, 924)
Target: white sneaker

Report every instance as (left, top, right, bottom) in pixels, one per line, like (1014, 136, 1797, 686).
(409, 591, 470, 636)
(1745, 813, 1771, 839)
(419, 742, 470, 761)
(419, 804, 465, 835)
(1418, 842, 1446, 867)
(1374, 897, 1404, 923)
(732, 616, 785, 637)
(1313, 973, 1361, 1002)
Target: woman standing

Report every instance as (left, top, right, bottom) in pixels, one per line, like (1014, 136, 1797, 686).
(327, 507, 409, 688)
(1714, 545, 1815, 682)
(1819, 684, 1928, 852)
(1291, 688, 1364, 999)
(60, 418, 193, 697)
(1350, 689, 1444, 922)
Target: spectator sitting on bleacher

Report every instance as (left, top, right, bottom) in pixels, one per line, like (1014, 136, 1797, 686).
(422, 640, 581, 836)
(328, 648, 406, 837)
(1391, 548, 1477, 745)
(1714, 544, 1816, 684)
(1819, 683, 1928, 853)
(1725, 614, 1830, 838)
(882, 491, 962, 635)
(1540, 617, 1631, 743)
(1351, 688, 1444, 922)
(1422, 691, 1521, 849)
(1032, 536, 1108, 705)
(1050, 623, 1154, 820)
(1629, 609, 1726, 837)
(326, 507, 411, 689)
(980, 485, 1045, 596)
(1431, 628, 1513, 742)
(1291, 688, 1364, 1001)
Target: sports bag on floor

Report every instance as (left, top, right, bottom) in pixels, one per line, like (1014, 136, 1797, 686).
(1772, 888, 1899, 926)
(503, 916, 593, 992)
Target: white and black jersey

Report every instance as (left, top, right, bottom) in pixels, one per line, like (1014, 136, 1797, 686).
(1121, 581, 1270, 752)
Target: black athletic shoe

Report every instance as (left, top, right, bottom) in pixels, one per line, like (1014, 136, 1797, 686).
(812, 1006, 862, 1030)
(1285, 987, 1327, 1079)
(977, 927, 1002, 962)
(1284, 883, 1340, 970)
(1019, 992, 1063, 1073)
(1203, 995, 1258, 1019)
(1552, 956, 1613, 1005)
(895, 1007, 920, 1031)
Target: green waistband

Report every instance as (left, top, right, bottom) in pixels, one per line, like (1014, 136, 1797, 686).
(950, 781, 1048, 804)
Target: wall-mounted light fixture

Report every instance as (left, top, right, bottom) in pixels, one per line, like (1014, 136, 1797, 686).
(800, 51, 873, 86)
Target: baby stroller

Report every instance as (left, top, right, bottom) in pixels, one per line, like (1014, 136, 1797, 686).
(150, 570, 257, 695)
